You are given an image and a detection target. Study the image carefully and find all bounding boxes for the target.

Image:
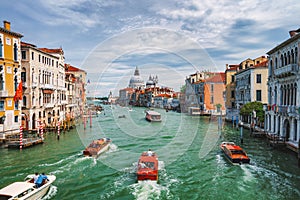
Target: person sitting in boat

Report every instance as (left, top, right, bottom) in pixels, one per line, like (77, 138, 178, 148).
(33, 172, 39, 183)
(147, 149, 153, 156)
(35, 173, 49, 188)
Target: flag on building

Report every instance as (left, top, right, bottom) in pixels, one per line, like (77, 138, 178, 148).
(14, 81, 23, 101)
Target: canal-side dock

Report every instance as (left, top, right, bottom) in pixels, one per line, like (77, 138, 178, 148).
(237, 121, 298, 152)
(6, 137, 44, 148)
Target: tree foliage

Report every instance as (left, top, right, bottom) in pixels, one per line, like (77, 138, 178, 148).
(240, 101, 264, 122)
(180, 85, 186, 93)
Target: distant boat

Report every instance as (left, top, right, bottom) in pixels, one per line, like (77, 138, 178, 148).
(145, 110, 161, 122)
(137, 151, 159, 182)
(83, 138, 111, 157)
(118, 115, 126, 118)
(0, 174, 56, 200)
(220, 142, 250, 165)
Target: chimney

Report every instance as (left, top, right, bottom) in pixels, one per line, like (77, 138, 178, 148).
(289, 30, 297, 37)
(3, 20, 11, 31)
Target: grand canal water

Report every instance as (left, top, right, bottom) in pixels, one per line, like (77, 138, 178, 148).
(1, 105, 300, 200)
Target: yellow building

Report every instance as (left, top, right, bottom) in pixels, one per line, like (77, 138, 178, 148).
(225, 56, 268, 121)
(0, 21, 23, 135)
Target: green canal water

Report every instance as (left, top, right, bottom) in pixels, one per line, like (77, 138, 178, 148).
(0, 105, 300, 200)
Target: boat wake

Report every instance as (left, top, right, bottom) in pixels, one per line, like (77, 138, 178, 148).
(38, 153, 81, 167)
(129, 160, 178, 200)
(41, 185, 57, 200)
(130, 181, 167, 200)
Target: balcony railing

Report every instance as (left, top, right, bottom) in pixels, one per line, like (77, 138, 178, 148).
(0, 90, 8, 97)
(274, 64, 298, 77)
(272, 105, 300, 115)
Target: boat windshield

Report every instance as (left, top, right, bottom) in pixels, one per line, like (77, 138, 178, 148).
(231, 150, 245, 155)
(140, 162, 155, 169)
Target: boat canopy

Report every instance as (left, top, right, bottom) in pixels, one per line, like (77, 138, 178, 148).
(146, 110, 161, 116)
(0, 182, 35, 197)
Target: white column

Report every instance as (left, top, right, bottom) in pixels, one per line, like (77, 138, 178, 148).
(280, 117, 284, 137)
(295, 119, 300, 142)
(269, 115, 274, 133)
(275, 115, 278, 134)
(290, 118, 295, 141)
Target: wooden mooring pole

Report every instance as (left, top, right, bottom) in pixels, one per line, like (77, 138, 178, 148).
(298, 139, 300, 167)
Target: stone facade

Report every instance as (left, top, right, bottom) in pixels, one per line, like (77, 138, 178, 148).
(21, 42, 66, 129)
(0, 21, 23, 135)
(266, 29, 300, 148)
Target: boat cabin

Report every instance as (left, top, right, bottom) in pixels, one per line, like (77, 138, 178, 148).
(0, 182, 36, 200)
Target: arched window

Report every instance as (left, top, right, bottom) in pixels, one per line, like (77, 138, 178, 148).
(23, 96, 27, 107)
(274, 86, 277, 105)
(14, 76, 18, 91)
(21, 68, 26, 83)
(0, 38, 3, 58)
(268, 87, 272, 105)
(288, 51, 291, 64)
(269, 60, 273, 78)
(275, 57, 278, 69)
(296, 47, 298, 64)
(280, 54, 283, 67)
(284, 53, 287, 66)
(280, 86, 283, 105)
(0, 65, 3, 90)
(291, 49, 294, 63)
(32, 95, 35, 107)
(294, 83, 297, 106)
(13, 43, 18, 61)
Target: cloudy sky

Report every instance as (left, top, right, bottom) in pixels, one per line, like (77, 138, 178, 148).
(2, 0, 299, 96)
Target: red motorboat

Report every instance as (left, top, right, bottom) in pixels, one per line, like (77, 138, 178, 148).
(137, 150, 159, 181)
(83, 138, 111, 157)
(220, 142, 250, 165)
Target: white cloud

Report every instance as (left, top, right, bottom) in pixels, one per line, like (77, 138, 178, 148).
(3, 0, 300, 96)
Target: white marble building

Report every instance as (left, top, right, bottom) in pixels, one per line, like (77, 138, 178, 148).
(21, 42, 66, 129)
(266, 29, 300, 150)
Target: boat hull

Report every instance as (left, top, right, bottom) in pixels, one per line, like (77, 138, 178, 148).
(220, 142, 250, 165)
(137, 152, 159, 182)
(145, 110, 161, 122)
(22, 185, 51, 200)
(0, 175, 56, 200)
(83, 138, 111, 157)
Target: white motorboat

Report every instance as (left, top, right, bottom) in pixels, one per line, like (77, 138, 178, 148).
(0, 174, 56, 200)
(145, 110, 161, 122)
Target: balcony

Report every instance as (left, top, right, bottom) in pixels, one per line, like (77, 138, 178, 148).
(277, 105, 299, 116)
(0, 90, 8, 97)
(274, 64, 298, 77)
(45, 103, 54, 108)
(22, 82, 28, 88)
(40, 83, 54, 90)
(32, 81, 38, 88)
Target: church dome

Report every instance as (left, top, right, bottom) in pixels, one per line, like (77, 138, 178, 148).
(128, 66, 144, 89)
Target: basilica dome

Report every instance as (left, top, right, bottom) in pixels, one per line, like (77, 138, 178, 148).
(129, 67, 144, 89)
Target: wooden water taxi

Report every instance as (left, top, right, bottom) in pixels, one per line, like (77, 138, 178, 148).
(220, 142, 250, 165)
(0, 174, 56, 200)
(145, 110, 161, 122)
(137, 150, 159, 181)
(83, 138, 111, 157)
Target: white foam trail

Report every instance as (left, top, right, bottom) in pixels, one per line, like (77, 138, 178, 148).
(130, 181, 167, 200)
(38, 153, 81, 167)
(41, 185, 57, 200)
